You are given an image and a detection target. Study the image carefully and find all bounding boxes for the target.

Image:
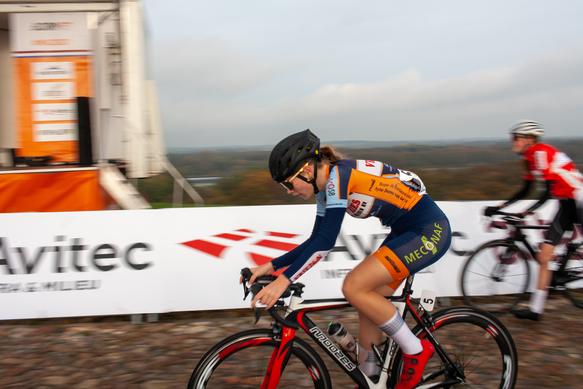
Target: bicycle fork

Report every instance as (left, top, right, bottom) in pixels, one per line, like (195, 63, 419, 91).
(410, 307, 466, 388)
(261, 326, 296, 389)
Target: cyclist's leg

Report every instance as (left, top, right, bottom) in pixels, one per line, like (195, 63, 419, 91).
(342, 255, 401, 333)
(517, 199, 575, 319)
(391, 307, 518, 389)
(535, 243, 554, 291)
(357, 282, 402, 350)
(356, 283, 401, 377)
(343, 215, 451, 328)
(343, 253, 432, 388)
(343, 216, 451, 388)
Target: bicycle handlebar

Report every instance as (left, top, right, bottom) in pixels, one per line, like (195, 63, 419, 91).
(487, 210, 523, 222)
(240, 268, 305, 329)
(485, 210, 548, 230)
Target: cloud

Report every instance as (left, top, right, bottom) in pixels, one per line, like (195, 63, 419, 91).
(160, 44, 583, 147)
(152, 37, 300, 101)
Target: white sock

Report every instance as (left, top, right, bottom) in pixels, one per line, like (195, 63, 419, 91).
(378, 311, 422, 355)
(529, 289, 548, 314)
(359, 349, 379, 377)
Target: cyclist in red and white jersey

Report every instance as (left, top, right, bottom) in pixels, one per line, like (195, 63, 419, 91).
(246, 130, 451, 389)
(486, 120, 583, 321)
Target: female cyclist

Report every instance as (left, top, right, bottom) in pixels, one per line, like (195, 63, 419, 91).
(247, 129, 451, 389)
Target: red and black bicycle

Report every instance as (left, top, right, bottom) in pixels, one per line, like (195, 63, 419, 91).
(188, 268, 517, 388)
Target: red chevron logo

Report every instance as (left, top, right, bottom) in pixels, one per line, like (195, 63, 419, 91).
(180, 229, 301, 272)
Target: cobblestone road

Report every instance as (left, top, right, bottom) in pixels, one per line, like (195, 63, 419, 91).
(1, 295, 582, 388)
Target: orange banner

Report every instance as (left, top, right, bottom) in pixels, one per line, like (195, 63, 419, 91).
(14, 56, 93, 162)
(10, 12, 93, 163)
(0, 169, 105, 213)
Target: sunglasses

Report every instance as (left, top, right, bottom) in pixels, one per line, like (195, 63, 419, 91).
(512, 134, 529, 141)
(280, 162, 310, 191)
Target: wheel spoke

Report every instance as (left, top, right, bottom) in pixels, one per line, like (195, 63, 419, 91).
(188, 330, 331, 388)
(564, 245, 583, 309)
(462, 242, 530, 311)
(395, 308, 518, 389)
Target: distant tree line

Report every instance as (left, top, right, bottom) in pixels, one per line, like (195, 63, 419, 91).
(136, 139, 583, 206)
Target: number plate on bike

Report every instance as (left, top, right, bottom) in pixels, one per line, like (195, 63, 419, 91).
(420, 290, 436, 311)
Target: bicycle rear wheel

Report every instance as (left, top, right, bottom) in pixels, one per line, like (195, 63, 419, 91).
(461, 240, 530, 311)
(563, 242, 583, 309)
(187, 328, 331, 389)
(391, 307, 518, 389)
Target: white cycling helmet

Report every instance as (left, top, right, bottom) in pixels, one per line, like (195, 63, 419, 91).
(508, 120, 545, 137)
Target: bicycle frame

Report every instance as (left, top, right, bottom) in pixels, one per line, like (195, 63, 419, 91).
(494, 212, 582, 261)
(501, 223, 546, 260)
(259, 275, 465, 389)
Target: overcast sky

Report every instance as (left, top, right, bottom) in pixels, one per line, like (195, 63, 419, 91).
(142, 1, 583, 148)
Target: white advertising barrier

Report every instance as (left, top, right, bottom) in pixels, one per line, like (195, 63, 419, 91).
(0, 200, 558, 320)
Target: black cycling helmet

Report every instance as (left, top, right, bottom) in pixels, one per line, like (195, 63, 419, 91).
(269, 129, 320, 183)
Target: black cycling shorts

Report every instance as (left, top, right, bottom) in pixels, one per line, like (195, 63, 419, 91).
(545, 198, 582, 246)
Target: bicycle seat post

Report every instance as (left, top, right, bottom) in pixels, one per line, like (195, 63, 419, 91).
(402, 275, 415, 296)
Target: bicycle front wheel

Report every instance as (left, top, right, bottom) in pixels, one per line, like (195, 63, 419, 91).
(391, 306, 518, 389)
(187, 329, 331, 389)
(564, 242, 583, 309)
(461, 240, 531, 311)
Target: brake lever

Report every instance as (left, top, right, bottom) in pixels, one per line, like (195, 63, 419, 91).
(241, 268, 253, 300)
(243, 282, 250, 301)
(254, 306, 264, 325)
(249, 283, 265, 324)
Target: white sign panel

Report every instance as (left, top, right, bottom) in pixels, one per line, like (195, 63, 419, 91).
(9, 13, 90, 53)
(33, 103, 77, 122)
(31, 82, 76, 101)
(0, 200, 559, 320)
(31, 62, 75, 80)
(33, 123, 78, 142)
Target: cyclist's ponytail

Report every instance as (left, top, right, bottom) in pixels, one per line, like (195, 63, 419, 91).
(320, 144, 345, 164)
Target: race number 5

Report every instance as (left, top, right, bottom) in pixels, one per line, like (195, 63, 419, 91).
(420, 289, 437, 312)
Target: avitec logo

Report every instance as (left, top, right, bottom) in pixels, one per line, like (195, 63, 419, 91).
(0, 236, 153, 294)
(180, 229, 301, 270)
(0, 236, 153, 275)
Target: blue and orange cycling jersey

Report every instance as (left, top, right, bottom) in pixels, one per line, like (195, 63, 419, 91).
(271, 159, 447, 282)
(320, 159, 426, 226)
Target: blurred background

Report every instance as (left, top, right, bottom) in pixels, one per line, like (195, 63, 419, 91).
(1, 2, 582, 388)
(1, 0, 581, 211)
(138, 0, 582, 208)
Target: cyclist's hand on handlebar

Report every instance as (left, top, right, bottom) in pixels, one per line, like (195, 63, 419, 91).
(239, 262, 275, 285)
(251, 275, 291, 310)
(484, 206, 501, 217)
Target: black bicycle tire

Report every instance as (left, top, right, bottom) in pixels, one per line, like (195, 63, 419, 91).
(563, 242, 583, 309)
(187, 328, 332, 389)
(461, 240, 531, 312)
(390, 306, 518, 389)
